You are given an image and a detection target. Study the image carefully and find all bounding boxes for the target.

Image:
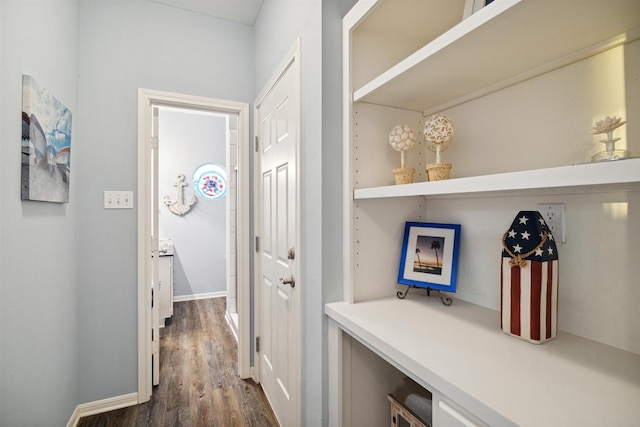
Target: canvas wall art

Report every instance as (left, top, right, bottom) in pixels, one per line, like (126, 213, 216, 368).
(21, 75, 72, 203)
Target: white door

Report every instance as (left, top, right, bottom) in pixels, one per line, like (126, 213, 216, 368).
(150, 105, 160, 386)
(256, 47, 300, 427)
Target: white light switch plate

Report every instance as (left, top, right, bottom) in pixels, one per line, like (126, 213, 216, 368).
(104, 191, 134, 209)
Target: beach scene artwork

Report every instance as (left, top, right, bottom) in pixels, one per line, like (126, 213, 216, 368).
(399, 222, 460, 292)
(413, 235, 445, 276)
(21, 75, 72, 203)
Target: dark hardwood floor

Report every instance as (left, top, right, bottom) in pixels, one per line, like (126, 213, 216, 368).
(78, 298, 278, 427)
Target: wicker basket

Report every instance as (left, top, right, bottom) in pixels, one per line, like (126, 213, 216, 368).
(393, 167, 415, 185)
(426, 162, 452, 181)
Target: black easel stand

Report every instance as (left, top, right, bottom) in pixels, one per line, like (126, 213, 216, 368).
(396, 285, 452, 306)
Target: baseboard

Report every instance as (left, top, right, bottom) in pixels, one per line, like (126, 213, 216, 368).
(173, 291, 226, 302)
(66, 405, 81, 427)
(251, 366, 258, 384)
(225, 311, 239, 342)
(66, 392, 139, 427)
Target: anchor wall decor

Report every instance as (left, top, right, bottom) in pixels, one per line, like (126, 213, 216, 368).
(163, 174, 197, 216)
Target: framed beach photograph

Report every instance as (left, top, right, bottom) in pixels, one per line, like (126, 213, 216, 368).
(398, 222, 461, 293)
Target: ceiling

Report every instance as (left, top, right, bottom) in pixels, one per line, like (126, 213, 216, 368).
(149, 0, 264, 25)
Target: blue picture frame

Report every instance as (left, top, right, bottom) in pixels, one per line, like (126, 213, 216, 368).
(397, 222, 461, 293)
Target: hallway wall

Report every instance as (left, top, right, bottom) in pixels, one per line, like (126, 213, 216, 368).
(0, 1, 81, 426)
(321, 2, 359, 424)
(254, 1, 323, 423)
(75, 0, 254, 404)
(0, 0, 355, 425)
(253, 0, 357, 424)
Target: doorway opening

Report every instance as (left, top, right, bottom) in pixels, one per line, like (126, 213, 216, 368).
(137, 89, 250, 402)
(156, 106, 237, 318)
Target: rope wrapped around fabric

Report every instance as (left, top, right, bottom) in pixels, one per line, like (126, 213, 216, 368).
(501, 231, 548, 268)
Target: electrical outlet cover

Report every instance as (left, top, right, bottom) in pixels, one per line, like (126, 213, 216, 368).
(538, 203, 565, 243)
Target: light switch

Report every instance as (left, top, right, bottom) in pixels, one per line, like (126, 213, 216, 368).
(104, 191, 134, 209)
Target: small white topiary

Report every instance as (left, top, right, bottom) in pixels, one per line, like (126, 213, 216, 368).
(423, 114, 453, 144)
(388, 124, 416, 168)
(423, 114, 453, 163)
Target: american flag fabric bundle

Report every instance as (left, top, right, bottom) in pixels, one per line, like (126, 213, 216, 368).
(501, 211, 558, 344)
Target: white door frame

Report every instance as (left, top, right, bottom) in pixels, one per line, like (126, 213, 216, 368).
(253, 39, 302, 424)
(137, 89, 251, 402)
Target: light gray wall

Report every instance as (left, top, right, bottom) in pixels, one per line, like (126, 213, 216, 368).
(255, 1, 324, 424)
(76, 0, 253, 403)
(0, 0, 3, 416)
(254, 1, 355, 424)
(0, 0, 4, 419)
(158, 109, 227, 297)
(0, 1, 81, 426)
(321, 1, 358, 424)
(0, 0, 352, 424)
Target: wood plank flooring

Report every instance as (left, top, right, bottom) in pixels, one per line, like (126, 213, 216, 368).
(78, 298, 278, 427)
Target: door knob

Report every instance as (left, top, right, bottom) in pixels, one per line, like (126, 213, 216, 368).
(279, 275, 295, 288)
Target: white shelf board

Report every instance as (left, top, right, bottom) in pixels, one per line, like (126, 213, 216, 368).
(354, 158, 640, 199)
(325, 296, 640, 427)
(354, 0, 465, 44)
(353, 0, 640, 112)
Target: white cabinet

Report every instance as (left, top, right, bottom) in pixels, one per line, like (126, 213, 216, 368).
(158, 254, 174, 326)
(327, 0, 640, 425)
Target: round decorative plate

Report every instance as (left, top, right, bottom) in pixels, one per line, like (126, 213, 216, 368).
(193, 163, 227, 200)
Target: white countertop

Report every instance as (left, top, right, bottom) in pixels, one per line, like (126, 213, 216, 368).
(325, 295, 640, 426)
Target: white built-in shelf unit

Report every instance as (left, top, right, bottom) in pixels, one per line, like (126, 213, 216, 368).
(329, 0, 640, 426)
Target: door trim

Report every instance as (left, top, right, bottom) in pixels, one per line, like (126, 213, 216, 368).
(253, 39, 302, 424)
(137, 89, 251, 402)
